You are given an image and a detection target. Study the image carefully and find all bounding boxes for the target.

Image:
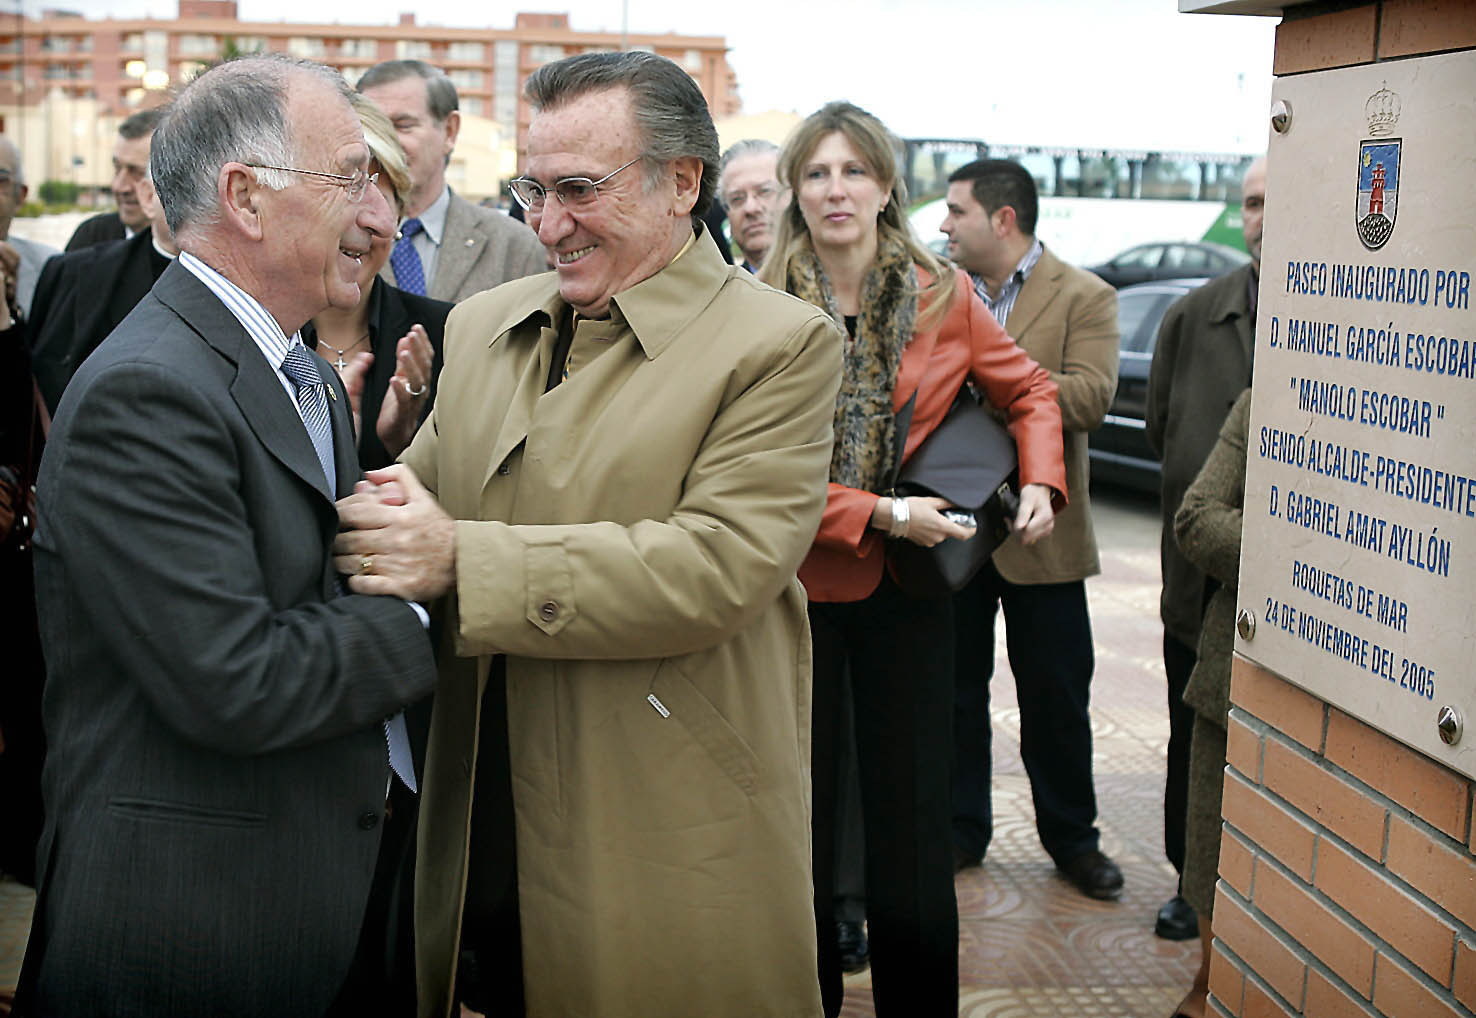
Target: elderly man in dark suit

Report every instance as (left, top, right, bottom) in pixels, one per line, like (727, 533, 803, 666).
(63, 108, 163, 252)
(17, 54, 437, 1018)
(29, 159, 177, 415)
(357, 59, 545, 303)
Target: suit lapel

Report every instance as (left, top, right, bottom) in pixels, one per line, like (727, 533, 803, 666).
(73, 232, 152, 360)
(1003, 248, 1063, 342)
(433, 195, 483, 302)
(323, 355, 362, 497)
(153, 263, 339, 505)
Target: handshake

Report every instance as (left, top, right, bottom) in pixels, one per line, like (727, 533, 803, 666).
(333, 464, 458, 603)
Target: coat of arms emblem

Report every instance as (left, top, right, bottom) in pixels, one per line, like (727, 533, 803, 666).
(1357, 83, 1401, 250)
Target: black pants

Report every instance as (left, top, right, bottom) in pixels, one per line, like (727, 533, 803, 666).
(458, 656, 524, 1015)
(1163, 633, 1197, 876)
(951, 562, 1100, 865)
(810, 577, 958, 1018)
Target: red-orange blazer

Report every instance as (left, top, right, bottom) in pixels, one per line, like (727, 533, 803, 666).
(800, 267, 1067, 603)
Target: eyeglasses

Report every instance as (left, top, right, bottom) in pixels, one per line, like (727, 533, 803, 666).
(722, 182, 780, 210)
(246, 164, 379, 203)
(507, 157, 641, 212)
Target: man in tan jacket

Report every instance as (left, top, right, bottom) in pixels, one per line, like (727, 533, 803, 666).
(940, 159, 1124, 899)
(335, 51, 840, 1018)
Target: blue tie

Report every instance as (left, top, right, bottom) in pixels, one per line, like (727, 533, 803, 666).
(390, 217, 427, 296)
(280, 342, 417, 793)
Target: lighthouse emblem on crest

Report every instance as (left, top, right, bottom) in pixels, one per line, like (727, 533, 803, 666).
(1357, 83, 1401, 251)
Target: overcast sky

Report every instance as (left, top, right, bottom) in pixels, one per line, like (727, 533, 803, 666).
(52, 0, 1278, 153)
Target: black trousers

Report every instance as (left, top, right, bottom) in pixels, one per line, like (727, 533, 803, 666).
(1163, 633, 1197, 876)
(951, 562, 1100, 865)
(810, 577, 958, 1018)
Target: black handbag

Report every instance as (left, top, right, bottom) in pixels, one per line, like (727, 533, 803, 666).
(885, 385, 1020, 598)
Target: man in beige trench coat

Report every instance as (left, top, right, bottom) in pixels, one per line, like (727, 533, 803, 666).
(335, 51, 841, 1018)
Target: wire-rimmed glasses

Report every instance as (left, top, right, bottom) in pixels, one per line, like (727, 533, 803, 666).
(247, 164, 379, 203)
(508, 157, 641, 212)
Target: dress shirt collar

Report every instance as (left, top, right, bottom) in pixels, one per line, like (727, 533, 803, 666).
(412, 185, 451, 248)
(178, 250, 299, 371)
(496, 224, 725, 361)
(972, 237, 1042, 326)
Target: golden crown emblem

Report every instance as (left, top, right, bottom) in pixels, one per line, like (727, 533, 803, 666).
(1365, 83, 1401, 137)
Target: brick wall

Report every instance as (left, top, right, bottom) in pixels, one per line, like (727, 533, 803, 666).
(1212, 658, 1476, 1017)
(1208, 4, 1476, 1015)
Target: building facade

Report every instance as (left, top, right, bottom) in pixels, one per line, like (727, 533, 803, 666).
(0, 0, 739, 197)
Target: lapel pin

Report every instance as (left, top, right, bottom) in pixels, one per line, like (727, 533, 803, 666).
(326, 386, 337, 401)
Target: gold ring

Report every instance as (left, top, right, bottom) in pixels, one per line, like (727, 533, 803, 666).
(360, 556, 373, 575)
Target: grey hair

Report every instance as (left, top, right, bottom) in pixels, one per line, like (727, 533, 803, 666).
(718, 138, 778, 182)
(119, 108, 164, 141)
(151, 54, 349, 236)
(356, 59, 459, 121)
(0, 135, 23, 188)
(524, 51, 719, 222)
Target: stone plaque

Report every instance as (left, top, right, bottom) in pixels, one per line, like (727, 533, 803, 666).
(1241, 49, 1476, 777)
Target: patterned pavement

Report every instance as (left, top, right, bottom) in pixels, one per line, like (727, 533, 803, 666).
(1, 485, 1192, 1015)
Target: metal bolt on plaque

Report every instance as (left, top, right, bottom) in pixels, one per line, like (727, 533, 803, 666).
(1236, 608, 1256, 641)
(1438, 706, 1463, 746)
(1270, 99, 1293, 134)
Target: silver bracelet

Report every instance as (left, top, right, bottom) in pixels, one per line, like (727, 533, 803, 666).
(888, 496, 911, 538)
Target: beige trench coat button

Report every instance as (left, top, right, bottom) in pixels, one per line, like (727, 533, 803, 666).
(538, 600, 559, 623)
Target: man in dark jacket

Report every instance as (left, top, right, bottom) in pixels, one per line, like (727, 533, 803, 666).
(29, 162, 176, 414)
(63, 109, 162, 252)
(1145, 155, 1265, 942)
(18, 54, 437, 1017)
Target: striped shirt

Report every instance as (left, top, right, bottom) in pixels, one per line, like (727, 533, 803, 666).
(971, 238, 1043, 329)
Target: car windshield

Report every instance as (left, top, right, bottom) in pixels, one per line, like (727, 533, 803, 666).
(1117, 291, 1172, 353)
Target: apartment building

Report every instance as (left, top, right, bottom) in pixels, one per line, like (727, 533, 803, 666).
(0, 0, 738, 196)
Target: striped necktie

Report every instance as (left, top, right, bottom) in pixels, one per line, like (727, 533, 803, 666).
(281, 343, 335, 491)
(280, 343, 417, 793)
(390, 217, 427, 296)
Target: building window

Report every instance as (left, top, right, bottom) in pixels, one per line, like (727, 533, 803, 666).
(177, 34, 218, 57)
(230, 35, 268, 54)
(396, 39, 432, 60)
(40, 36, 72, 53)
(461, 96, 483, 116)
(339, 38, 376, 59)
(683, 49, 702, 71)
(121, 33, 144, 51)
(287, 37, 326, 58)
(447, 41, 484, 62)
(493, 93, 516, 131)
(527, 44, 564, 64)
(448, 68, 483, 90)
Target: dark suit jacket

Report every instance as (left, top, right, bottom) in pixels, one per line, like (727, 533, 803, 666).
(29, 229, 167, 414)
(63, 210, 125, 252)
(20, 261, 437, 1017)
(303, 279, 452, 471)
(1145, 263, 1256, 646)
